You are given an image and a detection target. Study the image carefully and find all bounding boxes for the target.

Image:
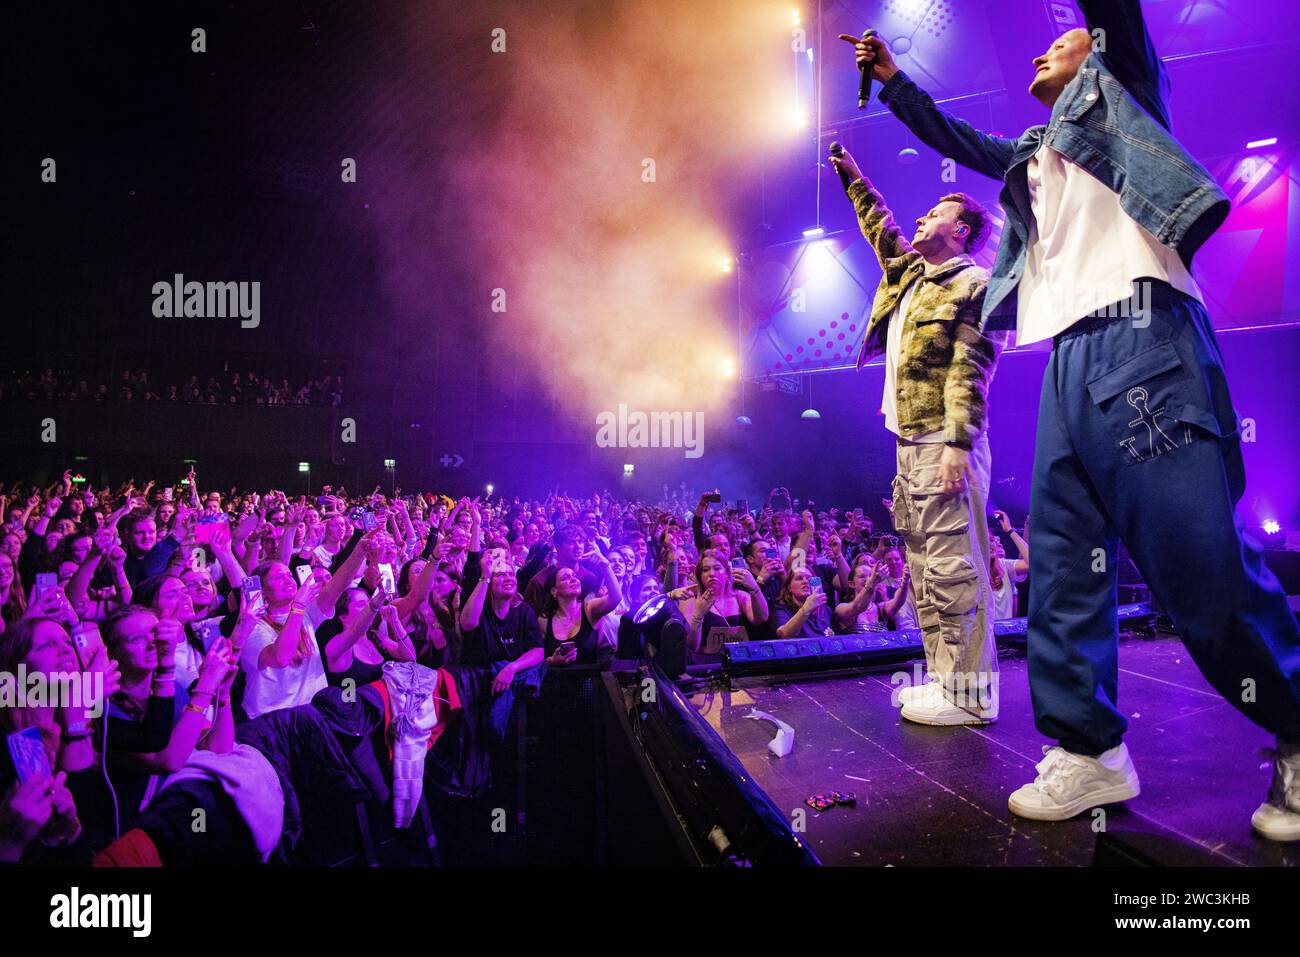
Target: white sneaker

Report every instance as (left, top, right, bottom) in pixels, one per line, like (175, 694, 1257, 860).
(900, 681, 997, 726)
(1007, 743, 1140, 821)
(1251, 746, 1300, 843)
(896, 675, 938, 708)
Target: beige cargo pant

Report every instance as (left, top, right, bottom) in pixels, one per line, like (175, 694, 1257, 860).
(891, 433, 998, 714)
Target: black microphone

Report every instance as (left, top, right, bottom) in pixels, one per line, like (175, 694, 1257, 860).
(858, 29, 879, 109)
(828, 141, 853, 191)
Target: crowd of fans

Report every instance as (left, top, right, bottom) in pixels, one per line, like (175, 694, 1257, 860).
(0, 469, 1027, 865)
(1, 364, 344, 407)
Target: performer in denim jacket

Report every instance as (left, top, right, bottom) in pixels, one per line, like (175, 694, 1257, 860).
(841, 0, 1300, 838)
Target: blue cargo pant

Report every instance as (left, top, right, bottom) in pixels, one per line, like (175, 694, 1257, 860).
(1027, 281, 1300, 756)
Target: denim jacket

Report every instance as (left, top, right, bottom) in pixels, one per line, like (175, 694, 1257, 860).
(877, 0, 1230, 331)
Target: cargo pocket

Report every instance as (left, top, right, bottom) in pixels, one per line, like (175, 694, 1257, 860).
(910, 469, 970, 537)
(1086, 342, 1194, 467)
(926, 556, 979, 616)
(891, 474, 911, 536)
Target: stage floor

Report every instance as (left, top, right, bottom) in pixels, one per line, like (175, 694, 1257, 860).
(689, 634, 1298, 866)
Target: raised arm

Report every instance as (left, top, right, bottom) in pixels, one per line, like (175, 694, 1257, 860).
(1078, 0, 1169, 129)
(995, 511, 1030, 579)
(582, 550, 623, 621)
(829, 151, 916, 267)
(879, 568, 911, 623)
(326, 599, 381, 672)
(314, 529, 372, 617)
(459, 554, 492, 632)
(834, 573, 880, 628)
(207, 521, 248, 592)
(838, 35, 1016, 182)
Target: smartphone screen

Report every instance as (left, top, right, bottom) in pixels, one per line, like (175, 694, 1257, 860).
(764, 548, 778, 559)
(294, 564, 314, 586)
(34, 572, 57, 600)
(241, 576, 266, 616)
(809, 576, 823, 593)
(362, 510, 377, 532)
(730, 557, 746, 570)
(193, 616, 225, 652)
(378, 563, 396, 596)
(7, 727, 50, 783)
(69, 620, 105, 671)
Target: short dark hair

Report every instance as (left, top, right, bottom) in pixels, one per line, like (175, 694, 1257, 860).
(939, 192, 990, 253)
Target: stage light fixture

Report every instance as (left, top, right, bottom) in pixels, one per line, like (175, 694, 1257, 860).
(802, 226, 824, 238)
(623, 463, 634, 475)
(383, 458, 395, 469)
(1247, 137, 1278, 149)
(721, 255, 733, 273)
(298, 462, 310, 473)
(485, 483, 494, 494)
(1263, 519, 1281, 536)
(735, 415, 753, 426)
(626, 592, 688, 675)
(800, 408, 821, 419)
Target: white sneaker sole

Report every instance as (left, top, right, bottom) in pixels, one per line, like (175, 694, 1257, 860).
(1251, 804, 1300, 842)
(1008, 780, 1140, 821)
(900, 704, 997, 726)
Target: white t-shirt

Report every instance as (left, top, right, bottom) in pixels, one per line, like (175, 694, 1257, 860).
(240, 600, 329, 720)
(990, 557, 1027, 620)
(1015, 145, 1203, 346)
(172, 640, 202, 696)
(882, 271, 947, 443)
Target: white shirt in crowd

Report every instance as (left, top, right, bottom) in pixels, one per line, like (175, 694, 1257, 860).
(240, 599, 329, 720)
(885, 574, 920, 631)
(1015, 145, 1203, 346)
(990, 557, 1028, 621)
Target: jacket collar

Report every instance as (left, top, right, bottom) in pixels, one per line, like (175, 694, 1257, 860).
(915, 253, 976, 284)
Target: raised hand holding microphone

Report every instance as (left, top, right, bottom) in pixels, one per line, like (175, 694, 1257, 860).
(827, 142, 863, 192)
(837, 32, 900, 92)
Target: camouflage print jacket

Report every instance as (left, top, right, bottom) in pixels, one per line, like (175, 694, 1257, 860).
(848, 179, 999, 450)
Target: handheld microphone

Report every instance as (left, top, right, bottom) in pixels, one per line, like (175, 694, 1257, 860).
(828, 141, 853, 190)
(858, 29, 879, 109)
